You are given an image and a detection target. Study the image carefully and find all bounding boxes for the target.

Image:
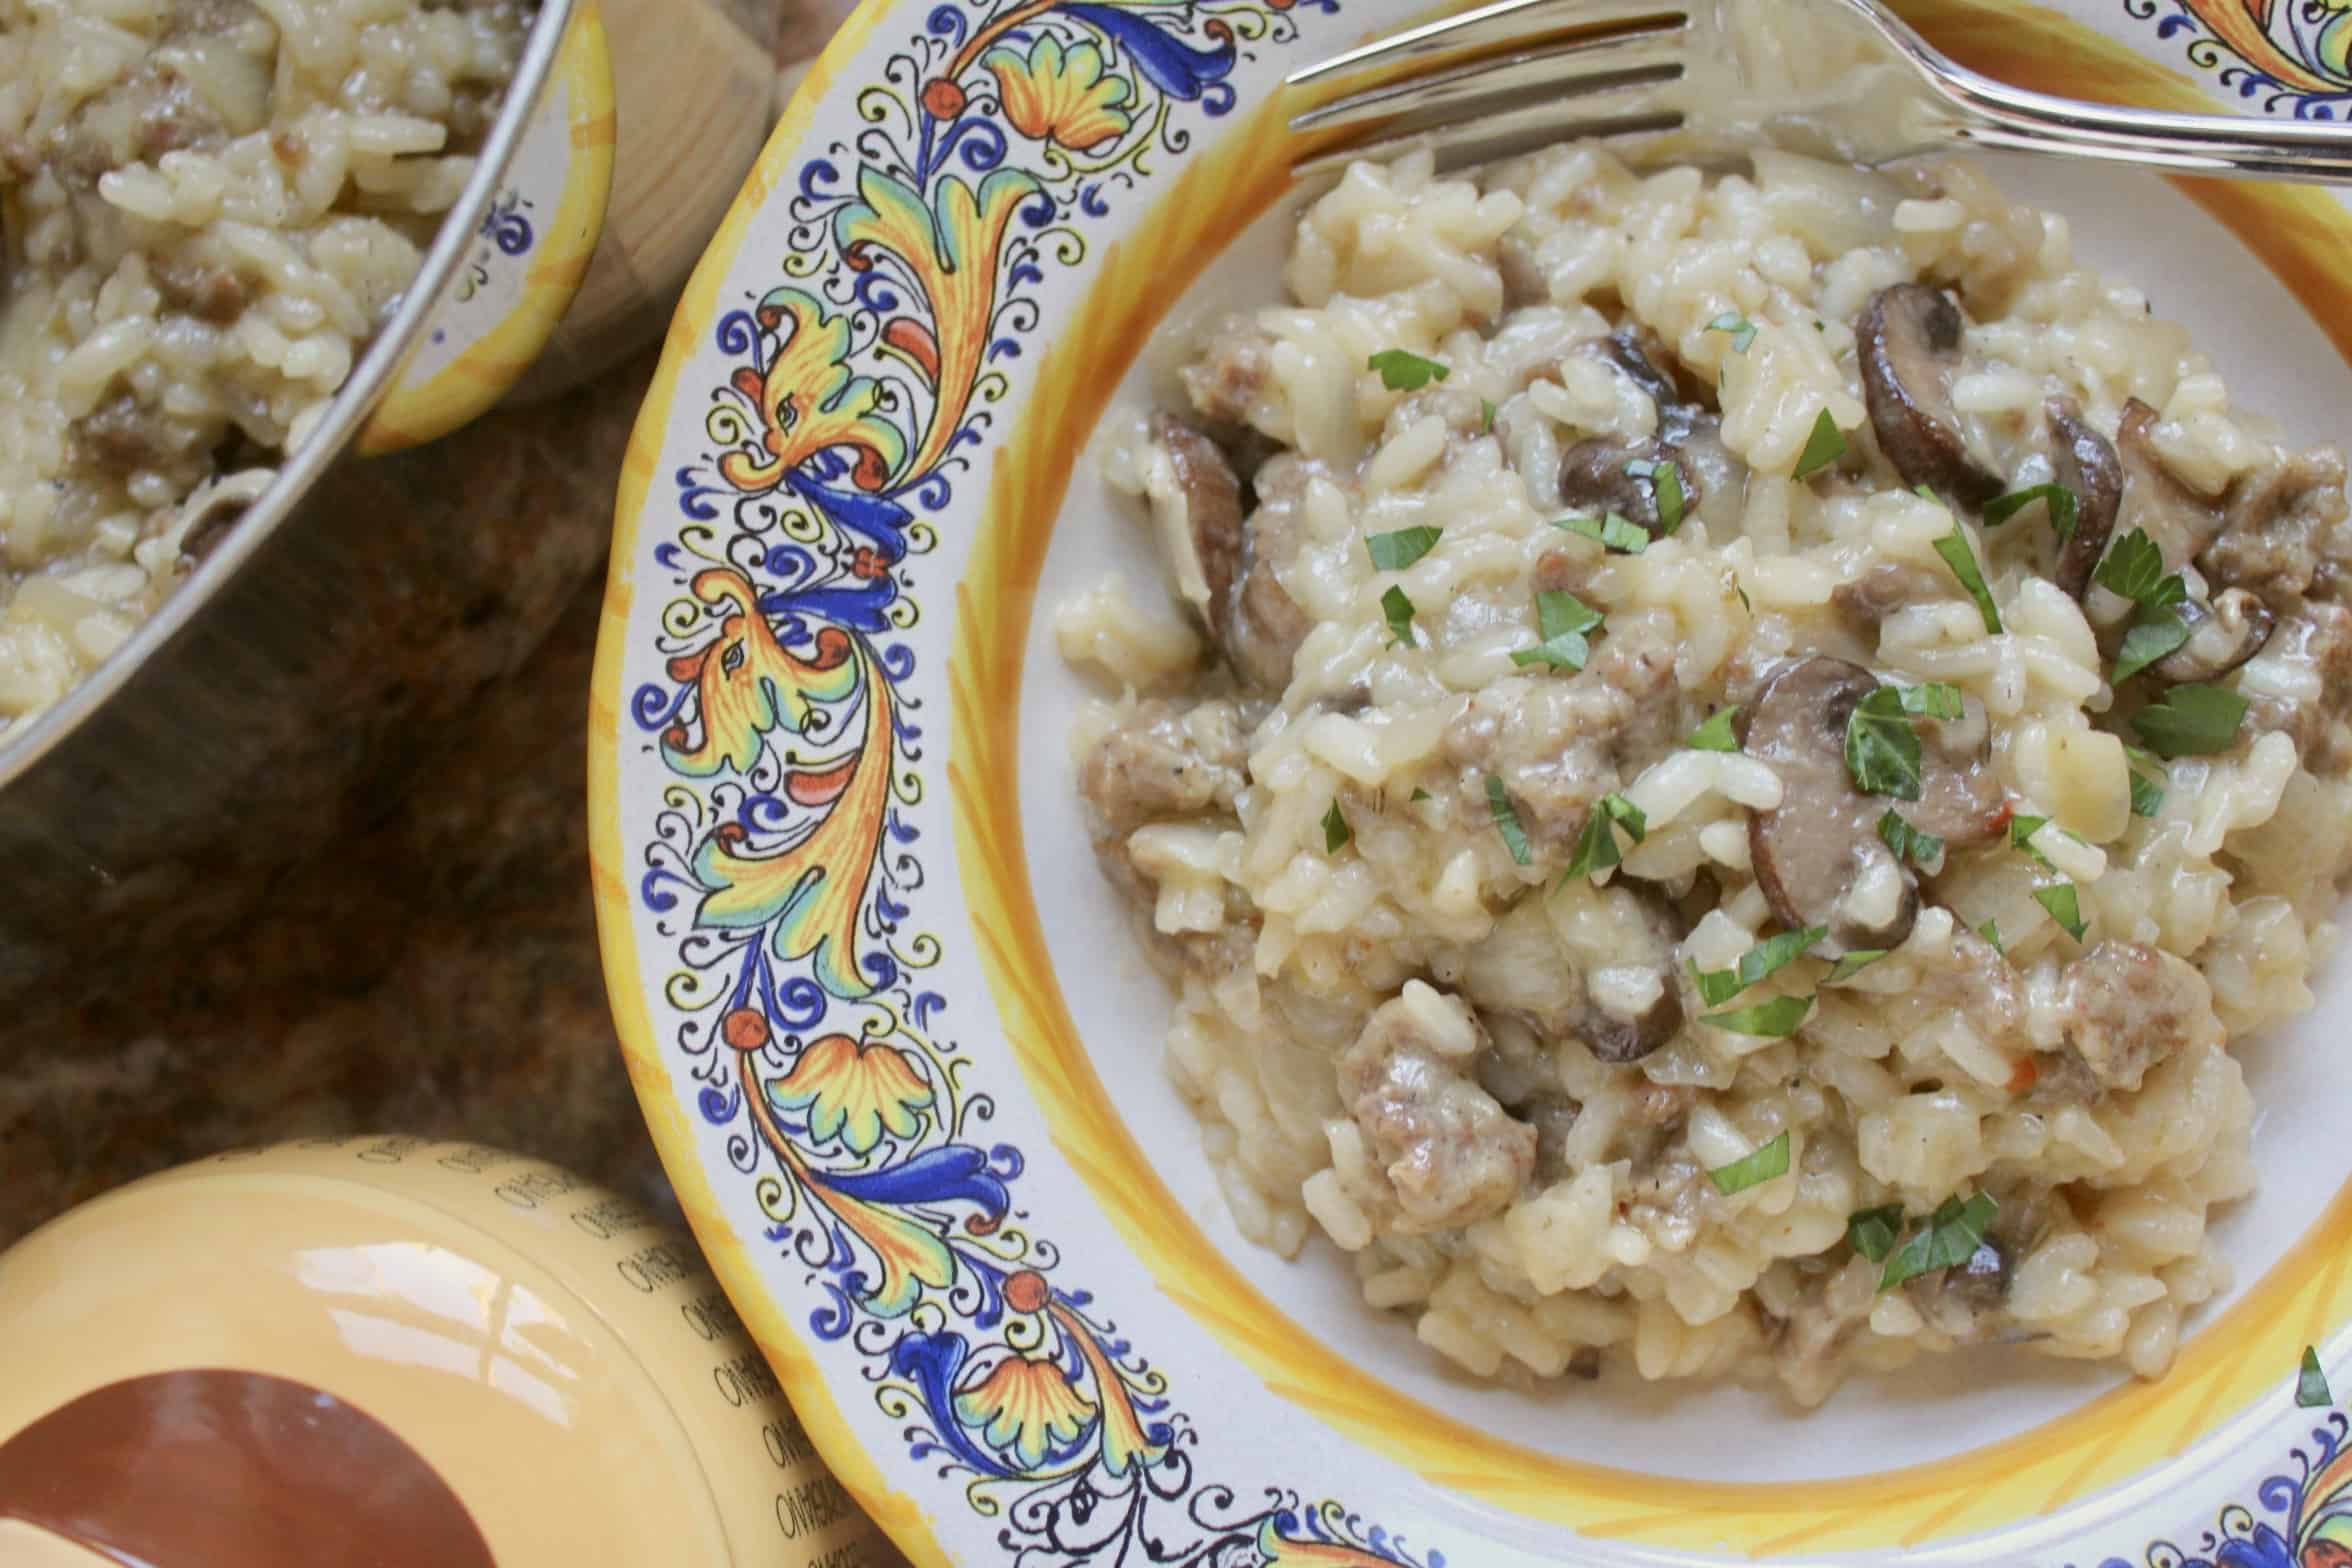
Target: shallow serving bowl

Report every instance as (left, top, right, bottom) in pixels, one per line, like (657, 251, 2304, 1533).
(593, 1, 2352, 1561)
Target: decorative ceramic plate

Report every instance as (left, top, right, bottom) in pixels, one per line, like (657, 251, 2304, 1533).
(592, 2, 2352, 1562)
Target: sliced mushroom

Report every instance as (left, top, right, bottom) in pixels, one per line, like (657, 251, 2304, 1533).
(1832, 562, 1956, 641)
(1573, 886, 1686, 1064)
(1857, 284, 2002, 506)
(1149, 414, 1309, 690)
(2046, 397, 2122, 599)
(2116, 398, 2229, 569)
(1558, 331, 1745, 533)
(2202, 446, 2352, 603)
(2149, 586, 2274, 684)
(1899, 696, 2008, 849)
(1740, 656, 1919, 956)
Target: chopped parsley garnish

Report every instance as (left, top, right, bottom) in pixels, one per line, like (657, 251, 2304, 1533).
(1933, 519, 2003, 634)
(1366, 526, 1442, 571)
(1410, 786, 1433, 803)
(1685, 707, 1741, 752)
(1380, 584, 1418, 647)
(1897, 681, 1965, 720)
(2009, 813, 2055, 868)
(1486, 775, 1532, 865)
(1847, 1204, 1905, 1263)
(2094, 530, 2195, 684)
(2092, 528, 2179, 608)
(2300, 1346, 2333, 1409)
(1878, 1192, 1998, 1290)
(1983, 482, 2079, 545)
(1827, 949, 1889, 983)
(2125, 745, 2166, 818)
(1844, 686, 1925, 801)
(1368, 348, 1448, 390)
(1792, 409, 1846, 479)
(1692, 925, 1826, 1007)
(1705, 311, 1759, 352)
(1510, 588, 1605, 672)
(2034, 882, 2087, 941)
(2132, 682, 2249, 758)
(1563, 792, 1647, 880)
(1877, 809, 1943, 867)
(1707, 1130, 1790, 1194)
(1621, 457, 1686, 535)
(1480, 397, 1497, 434)
(1322, 802, 1351, 853)
(1701, 994, 1813, 1037)
(2113, 610, 2191, 684)
(1555, 511, 1650, 554)
(1978, 916, 2003, 951)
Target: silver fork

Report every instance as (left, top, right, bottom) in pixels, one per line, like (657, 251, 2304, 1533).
(1287, 0, 2352, 183)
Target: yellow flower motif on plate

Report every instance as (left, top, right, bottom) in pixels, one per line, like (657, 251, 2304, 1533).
(981, 35, 1133, 153)
(953, 1355, 1095, 1470)
(768, 1033, 935, 1155)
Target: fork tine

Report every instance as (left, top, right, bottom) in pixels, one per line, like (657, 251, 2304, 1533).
(1288, 27, 1685, 137)
(1285, 0, 1685, 88)
(1289, 93, 1684, 180)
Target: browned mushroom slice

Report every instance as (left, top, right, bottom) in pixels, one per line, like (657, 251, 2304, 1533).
(1559, 435, 1672, 524)
(2202, 447, 2352, 602)
(2046, 397, 2121, 599)
(2116, 398, 2228, 568)
(1832, 562, 1956, 640)
(1150, 413, 1308, 689)
(1585, 325, 1682, 412)
(2149, 586, 2274, 685)
(1857, 283, 2003, 506)
(1741, 656, 1918, 956)
(1899, 697, 2008, 849)
(1152, 412, 1241, 610)
(1573, 887, 1686, 1064)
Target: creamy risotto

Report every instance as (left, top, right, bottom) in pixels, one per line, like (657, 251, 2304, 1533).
(1057, 145, 2352, 1403)
(0, 0, 529, 733)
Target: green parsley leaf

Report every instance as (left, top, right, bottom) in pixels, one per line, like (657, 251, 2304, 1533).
(1692, 924, 1827, 1007)
(1380, 584, 1417, 648)
(1844, 686, 1924, 801)
(2092, 528, 2185, 610)
(1934, 520, 2003, 634)
(2126, 748, 2166, 818)
(1511, 588, 1606, 672)
(2008, 813, 2053, 868)
(1978, 916, 2003, 951)
(1877, 809, 1943, 867)
(1685, 707, 1741, 752)
(1657, 461, 1687, 534)
(1368, 348, 1449, 391)
(1896, 682, 1965, 720)
(1701, 994, 1813, 1037)
(2300, 1346, 2333, 1409)
(1366, 526, 1442, 571)
(1847, 1204, 1906, 1263)
(1480, 398, 1497, 434)
(1792, 409, 1846, 479)
(2112, 605, 2191, 685)
(1322, 802, 1351, 853)
(1827, 949, 1890, 983)
(1486, 775, 1532, 866)
(1410, 786, 1433, 803)
(2133, 682, 2249, 759)
(1554, 511, 1650, 554)
(2034, 881, 2087, 941)
(1982, 483, 2079, 545)
(1879, 1191, 1998, 1290)
(1705, 311, 1759, 352)
(1735, 581, 1752, 612)
(1708, 1130, 1790, 1195)
(1563, 793, 1647, 881)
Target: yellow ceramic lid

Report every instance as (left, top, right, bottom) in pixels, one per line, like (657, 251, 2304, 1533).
(0, 1136, 900, 1567)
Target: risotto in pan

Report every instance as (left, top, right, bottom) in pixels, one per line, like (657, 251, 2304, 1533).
(0, 0, 529, 733)
(1058, 145, 2352, 1404)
